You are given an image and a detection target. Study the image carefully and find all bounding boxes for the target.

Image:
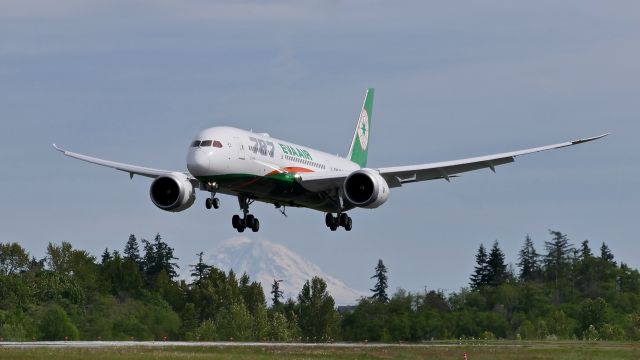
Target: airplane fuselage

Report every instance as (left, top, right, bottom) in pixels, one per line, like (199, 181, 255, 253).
(186, 126, 359, 212)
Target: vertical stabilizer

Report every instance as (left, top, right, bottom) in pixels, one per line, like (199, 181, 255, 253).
(347, 88, 374, 168)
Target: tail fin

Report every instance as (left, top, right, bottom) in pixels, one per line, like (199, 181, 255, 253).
(347, 88, 374, 168)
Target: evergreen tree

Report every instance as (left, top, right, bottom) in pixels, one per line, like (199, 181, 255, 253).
(141, 234, 179, 281)
(152, 234, 179, 279)
(579, 240, 593, 260)
(189, 252, 211, 283)
(470, 244, 489, 289)
(486, 240, 507, 286)
(239, 272, 250, 290)
(271, 279, 284, 307)
(575, 240, 598, 298)
(544, 230, 574, 289)
(517, 235, 540, 282)
(600, 243, 615, 264)
(141, 238, 155, 276)
(123, 234, 141, 265)
(100, 248, 111, 266)
(370, 259, 389, 303)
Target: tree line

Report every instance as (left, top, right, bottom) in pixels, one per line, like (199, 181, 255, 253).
(1, 230, 640, 341)
(342, 231, 640, 341)
(0, 234, 338, 341)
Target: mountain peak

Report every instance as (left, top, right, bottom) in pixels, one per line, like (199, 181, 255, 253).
(204, 237, 366, 305)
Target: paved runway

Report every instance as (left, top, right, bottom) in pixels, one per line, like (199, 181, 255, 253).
(0, 341, 493, 349)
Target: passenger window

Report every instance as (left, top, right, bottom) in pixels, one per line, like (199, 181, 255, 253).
(200, 140, 212, 147)
(192, 140, 201, 147)
(212, 140, 223, 148)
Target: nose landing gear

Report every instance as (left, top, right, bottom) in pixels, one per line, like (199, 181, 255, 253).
(232, 195, 260, 232)
(325, 213, 352, 231)
(204, 182, 220, 209)
(205, 197, 220, 209)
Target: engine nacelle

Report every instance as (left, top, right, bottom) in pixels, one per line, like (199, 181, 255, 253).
(343, 168, 390, 209)
(149, 173, 196, 212)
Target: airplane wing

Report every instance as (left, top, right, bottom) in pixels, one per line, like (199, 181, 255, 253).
(296, 134, 608, 191)
(52, 144, 195, 180)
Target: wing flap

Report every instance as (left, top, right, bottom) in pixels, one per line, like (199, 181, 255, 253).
(382, 157, 514, 187)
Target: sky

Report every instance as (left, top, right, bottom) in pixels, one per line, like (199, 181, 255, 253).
(1, 0, 639, 298)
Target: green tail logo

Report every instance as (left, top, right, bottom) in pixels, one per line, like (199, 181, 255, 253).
(347, 88, 374, 168)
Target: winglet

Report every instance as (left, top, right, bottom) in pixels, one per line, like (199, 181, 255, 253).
(52, 143, 64, 153)
(571, 133, 610, 145)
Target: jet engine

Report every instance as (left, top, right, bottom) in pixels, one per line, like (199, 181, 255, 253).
(343, 168, 390, 209)
(149, 173, 196, 212)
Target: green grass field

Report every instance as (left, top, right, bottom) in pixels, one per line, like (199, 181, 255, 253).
(1, 342, 640, 360)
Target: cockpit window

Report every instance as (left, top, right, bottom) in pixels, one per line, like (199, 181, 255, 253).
(200, 140, 212, 147)
(191, 140, 201, 147)
(212, 140, 223, 148)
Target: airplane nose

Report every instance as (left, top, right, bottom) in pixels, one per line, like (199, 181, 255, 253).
(187, 149, 210, 176)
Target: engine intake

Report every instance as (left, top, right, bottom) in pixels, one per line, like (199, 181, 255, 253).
(343, 168, 390, 209)
(149, 173, 196, 212)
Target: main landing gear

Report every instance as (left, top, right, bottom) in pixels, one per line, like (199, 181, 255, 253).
(232, 195, 260, 233)
(325, 213, 352, 231)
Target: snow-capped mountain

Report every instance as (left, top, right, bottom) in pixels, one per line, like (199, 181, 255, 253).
(203, 237, 366, 305)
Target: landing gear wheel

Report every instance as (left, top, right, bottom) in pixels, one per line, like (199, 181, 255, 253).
(325, 213, 334, 227)
(205, 198, 213, 209)
(344, 217, 353, 231)
(246, 214, 255, 228)
(339, 213, 349, 227)
(232, 215, 242, 229)
(237, 224, 246, 233)
(329, 224, 338, 231)
(251, 218, 260, 232)
(212, 198, 220, 209)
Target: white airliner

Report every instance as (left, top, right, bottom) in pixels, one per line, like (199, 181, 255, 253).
(54, 89, 607, 232)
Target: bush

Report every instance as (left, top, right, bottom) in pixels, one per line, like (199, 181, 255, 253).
(216, 303, 253, 341)
(599, 323, 625, 341)
(584, 324, 599, 341)
(628, 312, 640, 340)
(39, 305, 79, 340)
(518, 320, 536, 340)
(194, 319, 217, 341)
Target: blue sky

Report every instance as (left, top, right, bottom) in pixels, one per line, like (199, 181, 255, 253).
(1, 1, 638, 296)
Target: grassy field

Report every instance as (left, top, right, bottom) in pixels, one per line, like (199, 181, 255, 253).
(1, 342, 639, 360)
